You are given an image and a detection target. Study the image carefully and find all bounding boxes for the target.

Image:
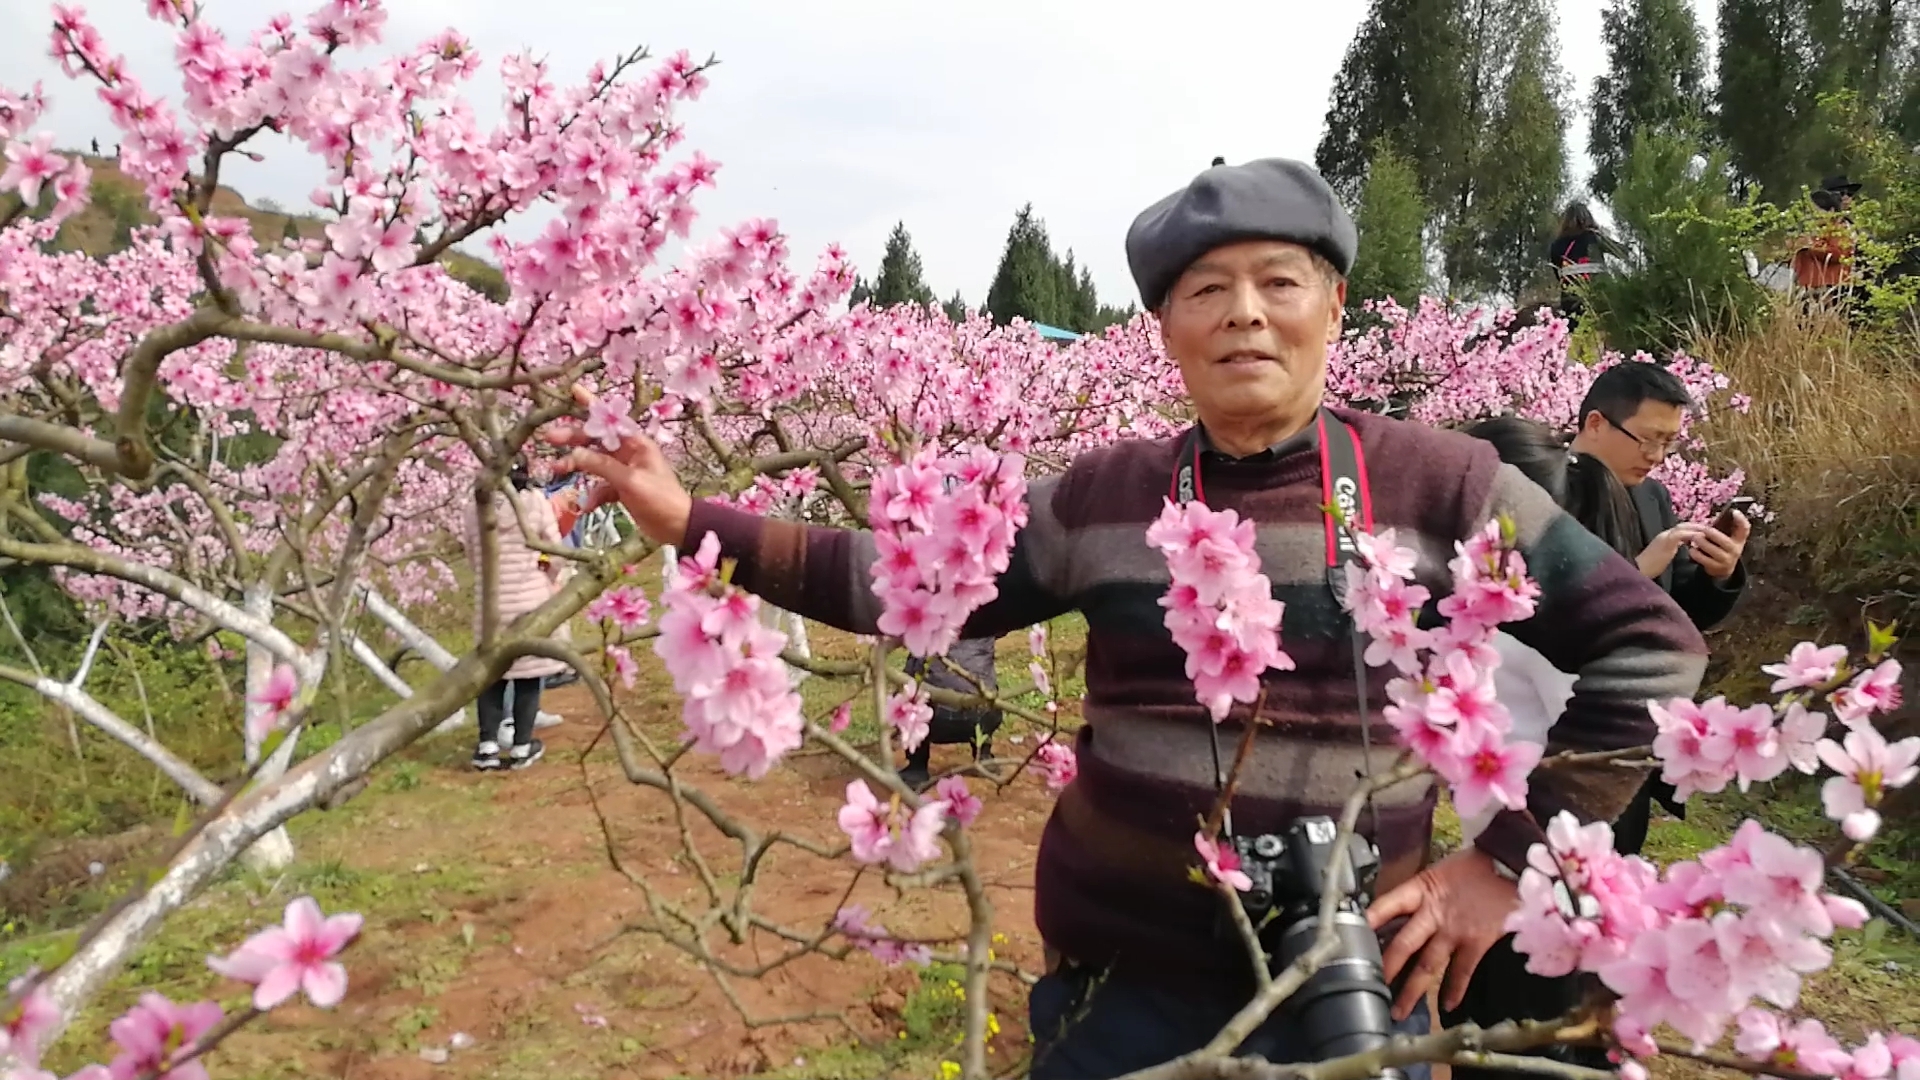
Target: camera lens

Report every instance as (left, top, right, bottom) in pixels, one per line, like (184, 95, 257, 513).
(1272, 910, 1401, 1077)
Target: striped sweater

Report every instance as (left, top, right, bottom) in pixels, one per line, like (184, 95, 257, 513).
(686, 407, 1709, 994)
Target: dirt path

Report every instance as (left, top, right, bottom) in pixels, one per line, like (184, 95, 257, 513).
(187, 682, 1060, 1080)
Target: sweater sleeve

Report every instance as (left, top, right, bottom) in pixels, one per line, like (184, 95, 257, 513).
(1645, 479, 1747, 632)
(680, 473, 1079, 637)
(1466, 463, 1710, 875)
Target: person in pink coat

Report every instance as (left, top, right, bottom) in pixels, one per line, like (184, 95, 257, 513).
(461, 458, 573, 771)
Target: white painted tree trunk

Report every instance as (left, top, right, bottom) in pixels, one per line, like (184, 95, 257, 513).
(239, 583, 297, 874)
(34, 674, 222, 806)
(359, 587, 469, 734)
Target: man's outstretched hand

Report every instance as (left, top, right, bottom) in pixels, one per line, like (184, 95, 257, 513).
(543, 385, 692, 547)
(1366, 847, 1520, 1021)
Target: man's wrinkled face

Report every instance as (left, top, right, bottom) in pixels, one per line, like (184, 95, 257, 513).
(1157, 240, 1345, 432)
(1581, 400, 1685, 486)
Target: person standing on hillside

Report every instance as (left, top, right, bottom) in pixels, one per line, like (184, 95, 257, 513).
(1546, 202, 1621, 323)
(1567, 362, 1750, 856)
(900, 636, 1004, 790)
(461, 457, 572, 772)
(550, 158, 1708, 1079)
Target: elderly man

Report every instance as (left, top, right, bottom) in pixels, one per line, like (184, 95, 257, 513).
(554, 158, 1708, 1080)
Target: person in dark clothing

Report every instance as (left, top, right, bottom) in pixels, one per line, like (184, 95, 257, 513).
(553, 159, 1710, 1080)
(1443, 417, 1659, 1080)
(1573, 363, 1749, 851)
(1546, 202, 1620, 322)
(1464, 418, 1643, 561)
(1439, 365, 1748, 1080)
(899, 636, 1004, 790)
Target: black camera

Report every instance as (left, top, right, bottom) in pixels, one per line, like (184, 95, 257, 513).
(1222, 815, 1403, 1078)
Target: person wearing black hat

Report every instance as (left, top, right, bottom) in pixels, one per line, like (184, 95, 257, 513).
(1794, 175, 1861, 295)
(548, 157, 1708, 1080)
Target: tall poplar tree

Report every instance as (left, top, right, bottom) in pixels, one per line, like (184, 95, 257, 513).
(1320, 0, 1569, 299)
(1589, 0, 1711, 197)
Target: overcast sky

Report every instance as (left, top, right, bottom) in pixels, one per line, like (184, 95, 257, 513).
(4, 0, 1716, 310)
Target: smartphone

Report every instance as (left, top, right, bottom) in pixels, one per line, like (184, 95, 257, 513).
(1711, 496, 1756, 534)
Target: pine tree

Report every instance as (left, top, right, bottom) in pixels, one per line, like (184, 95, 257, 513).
(941, 291, 968, 322)
(1716, 0, 1816, 200)
(984, 205, 1064, 328)
(870, 223, 937, 308)
(280, 216, 302, 246)
(1346, 140, 1430, 315)
(1589, 0, 1711, 197)
(1316, 0, 1469, 206)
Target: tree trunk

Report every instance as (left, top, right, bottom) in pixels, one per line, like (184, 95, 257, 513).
(239, 583, 298, 874)
(40, 655, 496, 1045)
(33, 675, 223, 806)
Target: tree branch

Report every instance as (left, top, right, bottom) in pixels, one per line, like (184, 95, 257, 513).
(0, 412, 124, 472)
(0, 532, 306, 667)
(0, 661, 224, 806)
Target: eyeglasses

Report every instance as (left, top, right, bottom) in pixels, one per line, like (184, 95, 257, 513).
(1604, 414, 1679, 458)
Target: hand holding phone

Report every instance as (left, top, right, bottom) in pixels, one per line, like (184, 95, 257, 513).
(1711, 496, 1756, 535)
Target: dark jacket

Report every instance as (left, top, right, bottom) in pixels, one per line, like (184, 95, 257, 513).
(1626, 477, 1747, 826)
(904, 637, 1003, 745)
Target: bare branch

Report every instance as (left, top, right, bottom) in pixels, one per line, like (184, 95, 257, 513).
(0, 532, 307, 667)
(0, 412, 124, 472)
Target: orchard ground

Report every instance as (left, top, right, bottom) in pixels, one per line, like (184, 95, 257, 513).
(6, 602, 1918, 1080)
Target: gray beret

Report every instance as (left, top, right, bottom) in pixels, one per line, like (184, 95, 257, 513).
(1125, 157, 1358, 310)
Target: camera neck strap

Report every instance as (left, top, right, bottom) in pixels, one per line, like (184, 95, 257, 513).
(1174, 408, 1380, 842)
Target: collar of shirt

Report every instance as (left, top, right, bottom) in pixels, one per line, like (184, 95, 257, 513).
(1195, 419, 1319, 464)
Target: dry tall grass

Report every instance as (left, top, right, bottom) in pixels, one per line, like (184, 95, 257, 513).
(1691, 298, 1920, 624)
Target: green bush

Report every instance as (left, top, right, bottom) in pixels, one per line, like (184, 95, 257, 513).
(1583, 130, 1773, 354)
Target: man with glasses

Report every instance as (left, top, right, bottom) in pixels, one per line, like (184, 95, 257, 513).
(1568, 361, 1749, 855)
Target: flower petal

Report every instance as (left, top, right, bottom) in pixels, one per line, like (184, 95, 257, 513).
(315, 912, 364, 955)
(252, 963, 301, 1011)
(301, 962, 349, 1008)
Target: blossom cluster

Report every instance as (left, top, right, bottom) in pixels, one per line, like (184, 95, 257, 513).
(831, 904, 933, 968)
(1510, 812, 1867, 1051)
(651, 533, 804, 779)
(1328, 298, 1754, 521)
(836, 780, 948, 873)
(867, 446, 1027, 658)
(1501, 632, 1916, 1068)
(1346, 521, 1545, 821)
(1027, 737, 1078, 792)
(1145, 499, 1294, 723)
(2, 897, 357, 1080)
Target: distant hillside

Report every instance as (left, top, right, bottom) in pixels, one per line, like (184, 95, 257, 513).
(4, 152, 508, 301)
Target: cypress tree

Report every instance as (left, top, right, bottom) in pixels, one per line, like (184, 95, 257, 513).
(984, 205, 1063, 328)
(1316, 0, 1469, 207)
(1716, 0, 1815, 200)
(1466, 11, 1571, 299)
(1322, 0, 1570, 299)
(870, 222, 937, 308)
(1588, 0, 1711, 197)
(1346, 140, 1431, 315)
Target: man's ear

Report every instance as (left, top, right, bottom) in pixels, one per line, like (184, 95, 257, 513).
(1326, 278, 1348, 343)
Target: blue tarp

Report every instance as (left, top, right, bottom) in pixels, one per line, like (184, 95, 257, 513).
(1032, 322, 1081, 341)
